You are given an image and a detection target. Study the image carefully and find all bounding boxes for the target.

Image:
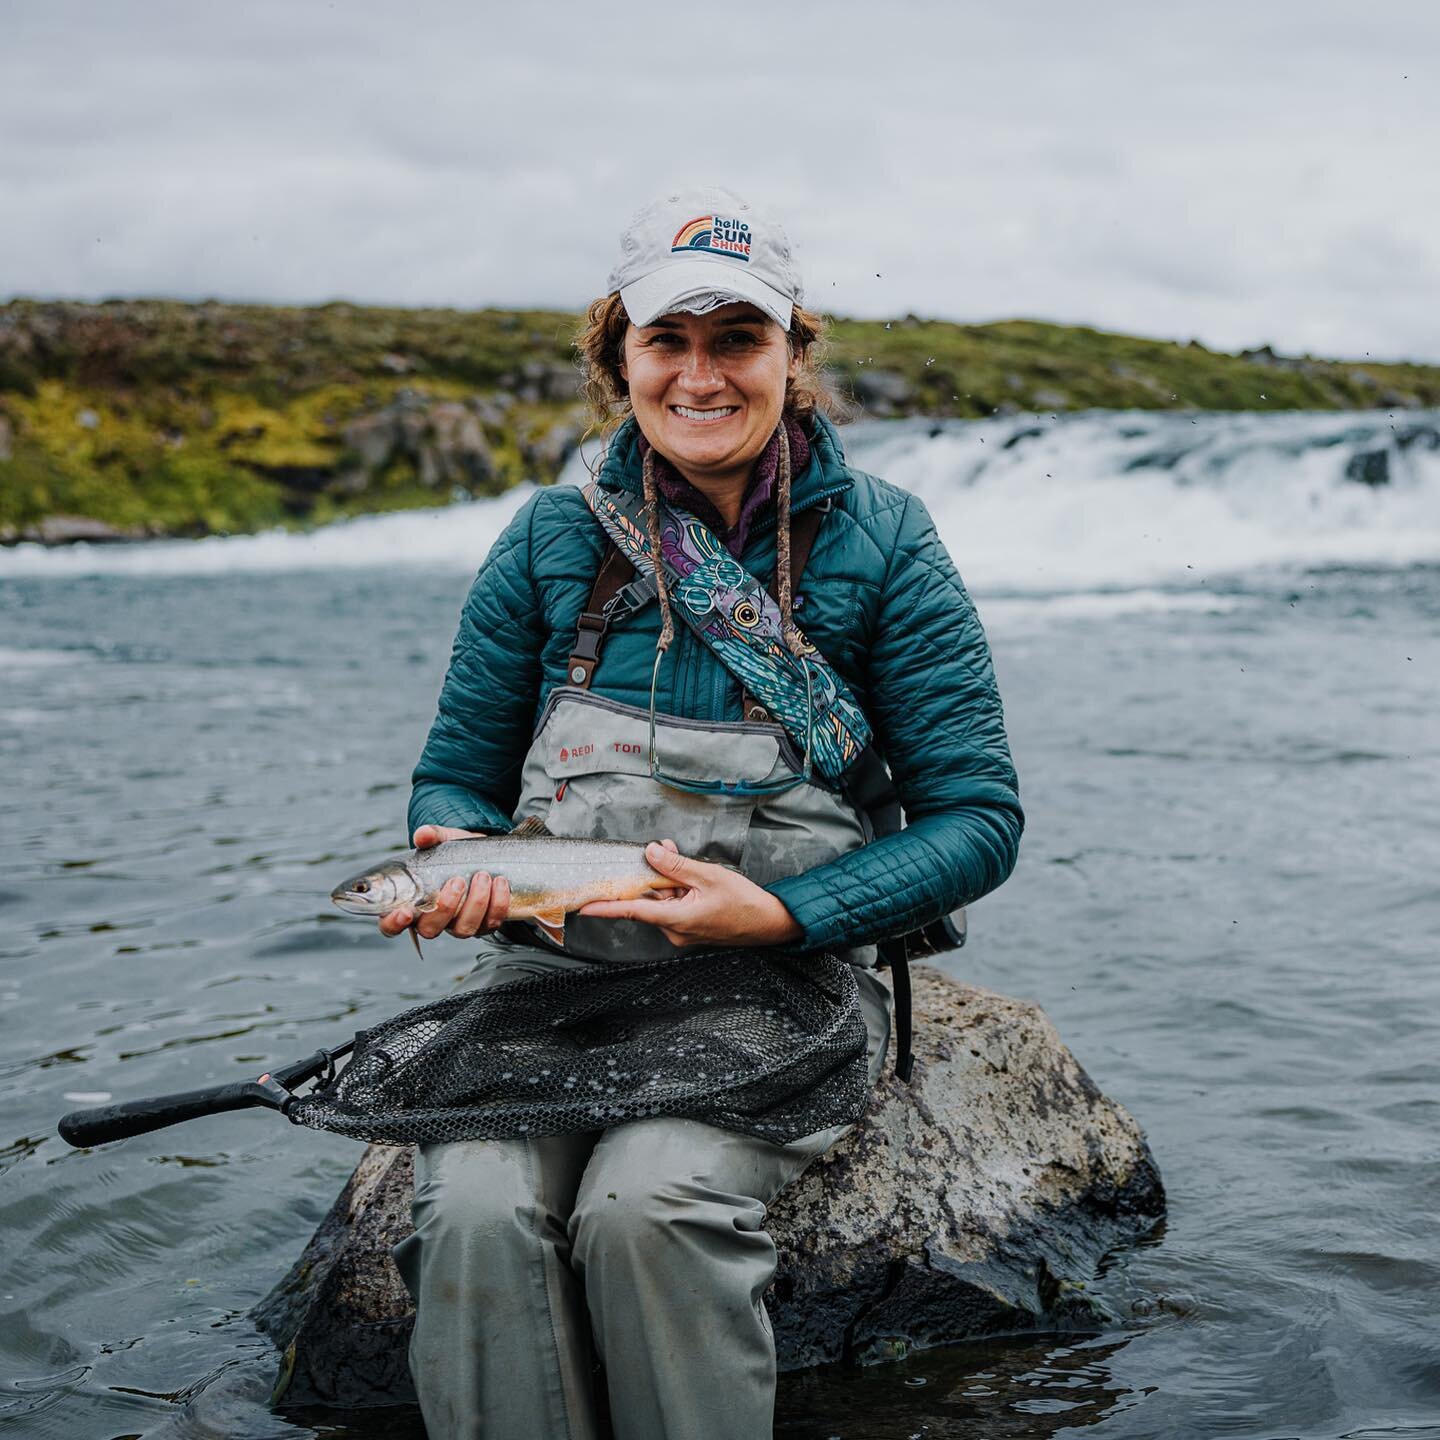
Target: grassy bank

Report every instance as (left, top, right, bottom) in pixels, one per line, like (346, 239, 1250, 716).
(2, 298, 1437, 542)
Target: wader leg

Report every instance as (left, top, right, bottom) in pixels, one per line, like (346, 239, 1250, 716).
(567, 969, 892, 1440)
(393, 1132, 600, 1440)
(391, 945, 618, 1439)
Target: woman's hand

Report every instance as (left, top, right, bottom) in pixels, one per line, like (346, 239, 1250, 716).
(580, 840, 804, 948)
(377, 825, 511, 942)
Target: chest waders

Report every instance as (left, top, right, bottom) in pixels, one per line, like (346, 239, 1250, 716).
(565, 482, 966, 1081)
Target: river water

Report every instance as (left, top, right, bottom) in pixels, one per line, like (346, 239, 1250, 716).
(3, 410, 1439, 1439)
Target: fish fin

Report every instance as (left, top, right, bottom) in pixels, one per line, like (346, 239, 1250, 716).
(410, 928, 424, 962)
(510, 815, 554, 839)
(531, 905, 566, 948)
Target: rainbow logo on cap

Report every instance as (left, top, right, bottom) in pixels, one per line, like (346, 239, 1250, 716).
(671, 214, 751, 263)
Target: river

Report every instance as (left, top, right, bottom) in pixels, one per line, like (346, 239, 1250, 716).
(3, 409, 1438, 1438)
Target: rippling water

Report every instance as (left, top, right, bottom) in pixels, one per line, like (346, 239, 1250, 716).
(3, 412, 1439, 1437)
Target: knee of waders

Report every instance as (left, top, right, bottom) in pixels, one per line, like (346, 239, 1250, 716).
(569, 1179, 765, 1279)
(409, 1141, 547, 1250)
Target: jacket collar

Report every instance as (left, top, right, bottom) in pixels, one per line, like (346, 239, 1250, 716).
(595, 412, 854, 513)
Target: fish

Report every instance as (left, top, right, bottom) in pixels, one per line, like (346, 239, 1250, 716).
(330, 816, 683, 952)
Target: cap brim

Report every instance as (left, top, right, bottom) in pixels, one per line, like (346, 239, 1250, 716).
(619, 259, 793, 330)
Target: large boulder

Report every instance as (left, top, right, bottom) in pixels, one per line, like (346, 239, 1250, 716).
(255, 966, 1164, 1410)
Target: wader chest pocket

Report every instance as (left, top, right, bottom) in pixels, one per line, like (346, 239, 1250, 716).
(515, 690, 792, 963)
(535, 706, 780, 866)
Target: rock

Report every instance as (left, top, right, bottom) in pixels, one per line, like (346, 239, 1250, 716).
(1240, 343, 1286, 368)
(1239, 344, 1319, 375)
(467, 392, 514, 429)
(420, 402, 493, 491)
(339, 392, 496, 494)
(521, 414, 586, 478)
(20, 514, 141, 544)
(507, 360, 581, 405)
(1379, 387, 1422, 409)
(1395, 424, 1440, 454)
(850, 368, 915, 417)
(1345, 449, 1390, 487)
(255, 967, 1164, 1411)
(339, 411, 400, 472)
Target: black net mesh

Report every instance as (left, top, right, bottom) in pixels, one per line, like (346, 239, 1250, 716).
(287, 950, 871, 1146)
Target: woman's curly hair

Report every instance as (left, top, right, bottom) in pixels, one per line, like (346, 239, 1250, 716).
(575, 294, 841, 437)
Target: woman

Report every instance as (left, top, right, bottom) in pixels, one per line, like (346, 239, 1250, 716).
(383, 186, 1023, 1440)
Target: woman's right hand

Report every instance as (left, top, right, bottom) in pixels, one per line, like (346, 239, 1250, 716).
(378, 825, 512, 942)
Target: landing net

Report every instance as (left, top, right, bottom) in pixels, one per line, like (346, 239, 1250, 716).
(287, 949, 870, 1146)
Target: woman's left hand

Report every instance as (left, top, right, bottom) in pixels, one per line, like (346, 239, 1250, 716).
(579, 840, 804, 948)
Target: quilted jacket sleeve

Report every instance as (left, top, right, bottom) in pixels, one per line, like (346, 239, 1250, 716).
(406, 495, 547, 839)
(766, 491, 1023, 948)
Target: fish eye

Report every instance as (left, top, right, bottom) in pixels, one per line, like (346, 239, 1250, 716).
(354, 881, 370, 893)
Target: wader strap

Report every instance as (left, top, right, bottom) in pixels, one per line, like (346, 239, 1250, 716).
(879, 936, 914, 1081)
(841, 742, 904, 841)
(567, 546, 639, 689)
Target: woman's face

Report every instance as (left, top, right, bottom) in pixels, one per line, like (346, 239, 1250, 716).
(620, 302, 799, 484)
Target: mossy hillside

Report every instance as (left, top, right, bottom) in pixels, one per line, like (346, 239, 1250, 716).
(3, 298, 1437, 541)
(827, 316, 1440, 416)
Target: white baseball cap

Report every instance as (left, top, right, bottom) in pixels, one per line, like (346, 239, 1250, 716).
(607, 186, 803, 331)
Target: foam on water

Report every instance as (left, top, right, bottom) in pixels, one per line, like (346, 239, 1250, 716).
(3, 410, 1438, 597)
(0, 484, 539, 580)
(839, 409, 1440, 593)
(982, 589, 1249, 629)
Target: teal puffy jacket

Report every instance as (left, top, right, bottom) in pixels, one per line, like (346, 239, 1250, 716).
(409, 413, 1023, 950)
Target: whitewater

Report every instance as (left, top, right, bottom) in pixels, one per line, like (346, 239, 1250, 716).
(3, 408, 1438, 592)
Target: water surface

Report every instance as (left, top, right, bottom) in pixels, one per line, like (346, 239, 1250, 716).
(3, 411, 1438, 1437)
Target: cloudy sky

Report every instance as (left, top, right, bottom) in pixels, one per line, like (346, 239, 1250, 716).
(3, 1, 1437, 361)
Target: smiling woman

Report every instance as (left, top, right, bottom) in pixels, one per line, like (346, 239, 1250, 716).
(383, 185, 1023, 1440)
(578, 286, 835, 533)
(624, 305, 795, 502)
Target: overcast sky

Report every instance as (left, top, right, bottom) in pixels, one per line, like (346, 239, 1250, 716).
(3, 1, 1437, 361)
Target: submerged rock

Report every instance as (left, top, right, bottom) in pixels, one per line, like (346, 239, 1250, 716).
(254, 966, 1164, 1410)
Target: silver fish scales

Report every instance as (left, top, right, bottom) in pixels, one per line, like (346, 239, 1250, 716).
(330, 816, 681, 948)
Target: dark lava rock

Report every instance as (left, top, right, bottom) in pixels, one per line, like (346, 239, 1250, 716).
(255, 966, 1165, 1411)
(1346, 448, 1390, 487)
